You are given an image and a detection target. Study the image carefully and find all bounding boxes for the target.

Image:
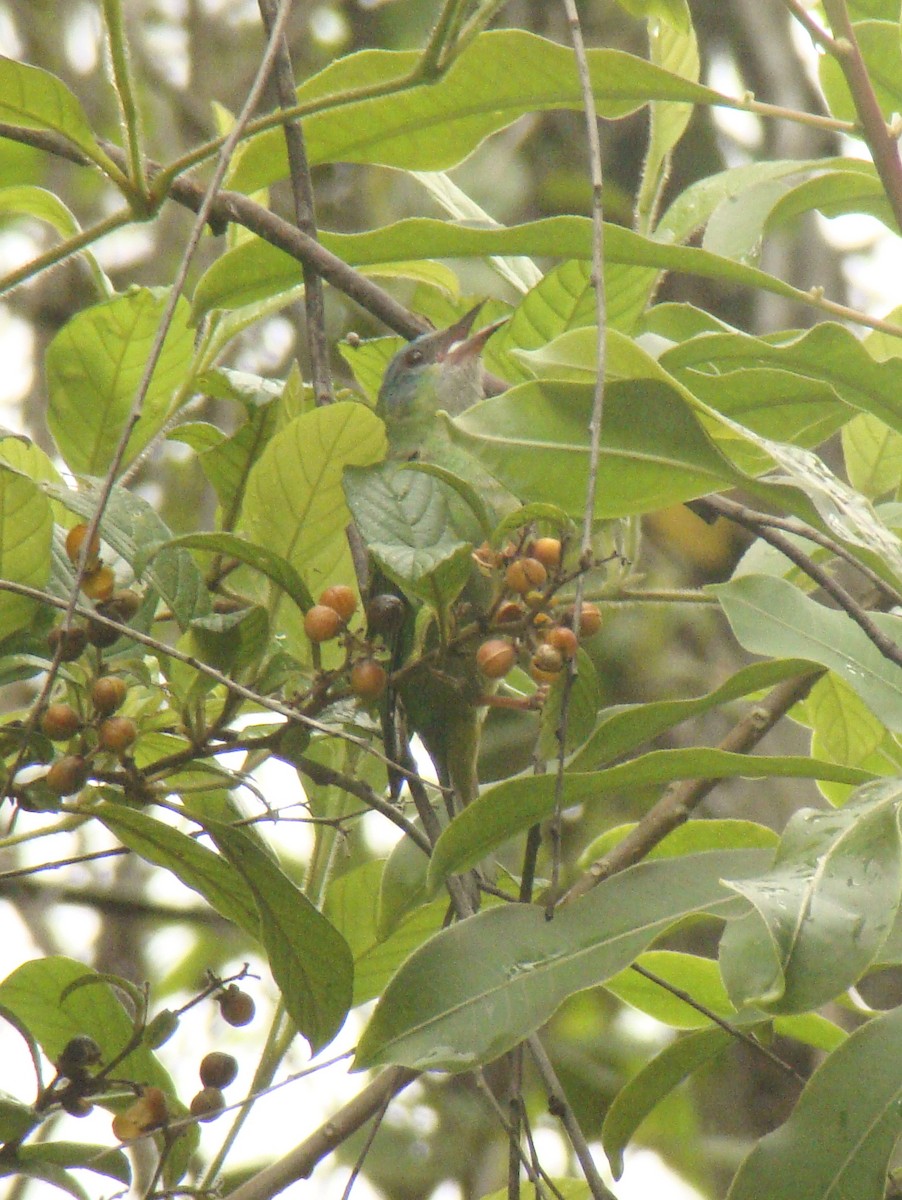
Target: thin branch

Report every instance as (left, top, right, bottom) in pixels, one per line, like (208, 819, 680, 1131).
(628, 962, 806, 1082)
(548, 0, 608, 913)
(527, 1035, 616, 1200)
(101, 0, 148, 201)
(223, 1067, 418, 1200)
(257, 0, 333, 409)
(0, 208, 126, 299)
(562, 667, 824, 902)
(781, 0, 841, 53)
(821, 0, 902, 233)
(705, 494, 902, 672)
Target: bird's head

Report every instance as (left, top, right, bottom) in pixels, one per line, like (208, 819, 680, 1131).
(377, 305, 505, 457)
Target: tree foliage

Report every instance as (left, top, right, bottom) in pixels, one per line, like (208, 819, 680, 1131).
(1, 1, 902, 1198)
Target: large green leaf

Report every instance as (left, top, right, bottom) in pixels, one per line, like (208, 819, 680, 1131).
(819, 20, 902, 122)
(210, 824, 352, 1052)
(0, 467, 53, 634)
(713, 575, 902, 732)
(449, 378, 738, 518)
(240, 402, 384, 597)
(426, 749, 873, 888)
(354, 849, 768, 1072)
(156, 533, 315, 615)
(343, 462, 471, 604)
(95, 804, 260, 938)
(727, 1003, 902, 1200)
(720, 780, 902, 1014)
(229, 31, 728, 190)
(45, 289, 194, 477)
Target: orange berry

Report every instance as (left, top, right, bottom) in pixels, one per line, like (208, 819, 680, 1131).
(45, 755, 89, 796)
(81, 565, 115, 602)
(476, 639, 517, 680)
(494, 601, 524, 627)
(304, 604, 342, 643)
(112, 1086, 168, 1141)
(531, 537, 562, 570)
(350, 658, 387, 700)
(98, 716, 138, 753)
(318, 585, 357, 623)
(91, 676, 127, 716)
(545, 625, 579, 660)
(567, 602, 602, 638)
(65, 524, 100, 570)
(504, 557, 547, 595)
(40, 703, 82, 741)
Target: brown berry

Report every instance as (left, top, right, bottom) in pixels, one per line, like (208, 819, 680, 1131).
(304, 604, 342, 643)
(318, 584, 357, 623)
(350, 658, 387, 700)
(91, 676, 127, 716)
(45, 755, 89, 796)
(531, 537, 562, 570)
(218, 985, 255, 1027)
(81, 565, 115, 602)
(545, 626, 579, 660)
(48, 626, 88, 662)
(97, 590, 142, 622)
(566, 602, 602, 638)
(476, 639, 517, 680)
(65, 524, 100, 570)
(532, 644, 564, 674)
(40, 703, 82, 741)
(98, 716, 138, 753)
(199, 1051, 238, 1089)
(62, 1094, 94, 1117)
(56, 1035, 101, 1078)
(504, 557, 547, 595)
(190, 1086, 225, 1122)
(86, 618, 120, 649)
(365, 593, 405, 638)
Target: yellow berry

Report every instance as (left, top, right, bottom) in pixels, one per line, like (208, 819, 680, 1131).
(504, 557, 547, 595)
(81, 565, 115, 602)
(531, 537, 562, 570)
(65, 524, 100, 570)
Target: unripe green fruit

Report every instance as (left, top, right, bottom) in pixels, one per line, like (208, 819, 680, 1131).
(40, 703, 82, 741)
(199, 1051, 238, 1089)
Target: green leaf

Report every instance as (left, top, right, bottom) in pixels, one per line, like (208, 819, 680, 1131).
(605, 950, 738, 1029)
(354, 849, 768, 1072)
(0, 957, 172, 1091)
(819, 20, 902, 122)
(240, 403, 384, 624)
(0, 467, 53, 634)
(210, 823, 352, 1052)
(155, 533, 315, 615)
(603, 1027, 731, 1179)
(843, 412, 902, 500)
(581, 818, 780, 868)
(570, 657, 815, 770)
(427, 749, 872, 889)
(614, 0, 691, 31)
(43, 481, 209, 629)
(17, 1143, 130, 1186)
(713, 575, 902, 732)
(46, 289, 194, 477)
(229, 31, 728, 190)
(0, 57, 103, 160)
(0, 1091, 39, 1142)
(344, 462, 472, 604)
(94, 804, 260, 938)
(450, 378, 738, 518)
(720, 780, 902, 1013)
(727, 1003, 902, 1200)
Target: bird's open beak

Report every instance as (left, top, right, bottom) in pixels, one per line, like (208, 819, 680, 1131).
(442, 311, 508, 365)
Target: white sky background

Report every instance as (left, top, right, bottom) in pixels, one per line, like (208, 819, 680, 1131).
(0, 6, 898, 1200)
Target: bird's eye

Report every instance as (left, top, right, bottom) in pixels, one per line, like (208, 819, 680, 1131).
(406, 348, 424, 366)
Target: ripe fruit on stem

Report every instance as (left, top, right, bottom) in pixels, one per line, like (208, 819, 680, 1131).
(304, 604, 342, 643)
(318, 585, 357, 623)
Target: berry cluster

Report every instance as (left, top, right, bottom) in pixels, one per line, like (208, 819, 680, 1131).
(38, 673, 136, 798)
(303, 584, 389, 701)
(473, 535, 602, 687)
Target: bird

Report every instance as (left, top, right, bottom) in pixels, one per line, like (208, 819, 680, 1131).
(376, 304, 507, 460)
(371, 305, 508, 815)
